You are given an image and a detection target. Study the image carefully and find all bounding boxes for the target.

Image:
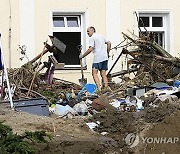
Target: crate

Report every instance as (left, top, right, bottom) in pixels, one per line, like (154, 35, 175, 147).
(13, 98, 50, 116)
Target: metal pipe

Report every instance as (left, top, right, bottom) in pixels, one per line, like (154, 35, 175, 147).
(8, 0, 12, 68)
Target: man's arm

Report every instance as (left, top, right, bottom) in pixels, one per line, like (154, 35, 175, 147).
(80, 46, 93, 59)
(106, 41, 111, 57)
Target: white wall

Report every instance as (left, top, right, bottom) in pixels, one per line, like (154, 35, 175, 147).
(106, 0, 123, 82)
(19, 0, 35, 65)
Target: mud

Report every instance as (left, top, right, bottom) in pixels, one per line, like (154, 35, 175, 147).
(0, 97, 180, 154)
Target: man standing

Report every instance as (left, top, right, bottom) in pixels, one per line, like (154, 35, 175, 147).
(79, 26, 111, 92)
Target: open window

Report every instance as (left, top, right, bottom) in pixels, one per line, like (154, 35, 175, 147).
(53, 32, 81, 66)
(52, 14, 84, 69)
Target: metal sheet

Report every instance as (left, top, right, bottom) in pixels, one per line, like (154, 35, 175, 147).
(53, 37, 66, 53)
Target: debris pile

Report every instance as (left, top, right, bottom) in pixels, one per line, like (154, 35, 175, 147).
(1, 36, 81, 102)
(3, 63, 80, 102)
(0, 32, 180, 153)
(107, 31, 180, 97)
(0, 32, 180, 117)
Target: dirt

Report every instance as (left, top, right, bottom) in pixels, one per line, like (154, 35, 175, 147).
(0, 96, 180, 154)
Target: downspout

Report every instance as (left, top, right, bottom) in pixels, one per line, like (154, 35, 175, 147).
(8, 0, 12, 68)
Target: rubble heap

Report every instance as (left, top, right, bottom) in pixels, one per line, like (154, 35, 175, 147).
(108, 31, 180, 94)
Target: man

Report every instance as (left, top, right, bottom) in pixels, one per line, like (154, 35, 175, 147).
(79, 26, 111, 92)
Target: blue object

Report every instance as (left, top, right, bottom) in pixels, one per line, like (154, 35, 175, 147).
(78, 83, 97, 98)
(119, 99, 126, 104)
(151, 82, 171, 90)
(151, 82, 169, 88)
(173, 80, 180, 88)
(84, 83, 97, 93)
(155, 86, 171, 90)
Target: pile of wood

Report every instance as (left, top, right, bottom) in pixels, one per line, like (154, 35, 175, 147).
(108, 32, 180, 87)
(2, 36, 81, 101)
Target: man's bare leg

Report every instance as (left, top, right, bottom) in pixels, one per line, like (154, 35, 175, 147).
(92, 68, 101, 91)
(100, 70, 108, 88)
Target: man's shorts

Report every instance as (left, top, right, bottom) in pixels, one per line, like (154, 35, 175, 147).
(92, 60, 108, 71)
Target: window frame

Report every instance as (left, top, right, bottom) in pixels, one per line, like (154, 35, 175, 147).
(139, 14, 166, 32)
(50, 10, 87, 69)
(53, 15, 81, 32)
(137, 11, 171, 51)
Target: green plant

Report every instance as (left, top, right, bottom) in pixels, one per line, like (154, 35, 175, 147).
(0, 122, 52, 154)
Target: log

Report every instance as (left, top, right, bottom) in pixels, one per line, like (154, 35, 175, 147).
(143, 54, 180, 67)
(27, 43, 55, 65)
(122, 32, 173, 58)
(122, 48, 166, 81)
(148, 41, 173, 58)
(27, 41, 48, 96)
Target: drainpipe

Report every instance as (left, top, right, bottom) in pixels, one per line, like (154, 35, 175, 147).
(8, 0, 12, 68)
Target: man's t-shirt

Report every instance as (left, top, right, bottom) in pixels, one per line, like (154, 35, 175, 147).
(89, 33, 109, 63)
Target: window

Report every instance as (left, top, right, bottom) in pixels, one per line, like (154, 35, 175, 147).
(53, 16, 80, 28)
(53, 17, 65, 27)
(152, 17, 163, 27)
(67, 17, 79, 27)
(139, 17, 149, 27)
(138, 13, 169, 50)
(52, 14, 84, 68)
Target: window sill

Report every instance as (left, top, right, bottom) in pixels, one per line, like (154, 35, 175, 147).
(55, 65, 87, 70)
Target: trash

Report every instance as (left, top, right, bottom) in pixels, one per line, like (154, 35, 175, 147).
(101, 132, 108, 135)
(136, 98, 144, 110)
(4, 84, 16, 101)
(173, 67, 180, 75)
(127, 86, 153, 97)
(54, 104, 76, 117)
(49, 104, 55, 113)
(171, 91, 180, 98)
(157, 94, 178, 103)
(73, 101, 88, 116)
(85, 99, 93, 105)
(125, 96, 137, 106)
(71, 89, 76, 98)
(125, 106, 131, 111)
(86, 121, 100, 130)
(65, 92, 72, 101)
(157, 87, 178, 96)
(166, 79, 174, 86)
(151, 82, 170, 89)
(144, 87, 178, 97)
(110, 99, 121, 109)
(125, 96, 144, 110)
(173, 80, 180, 88)
(56, 98, 63, 104)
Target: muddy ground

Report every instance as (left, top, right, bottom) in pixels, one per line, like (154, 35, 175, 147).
(0, 96, 180, 154)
